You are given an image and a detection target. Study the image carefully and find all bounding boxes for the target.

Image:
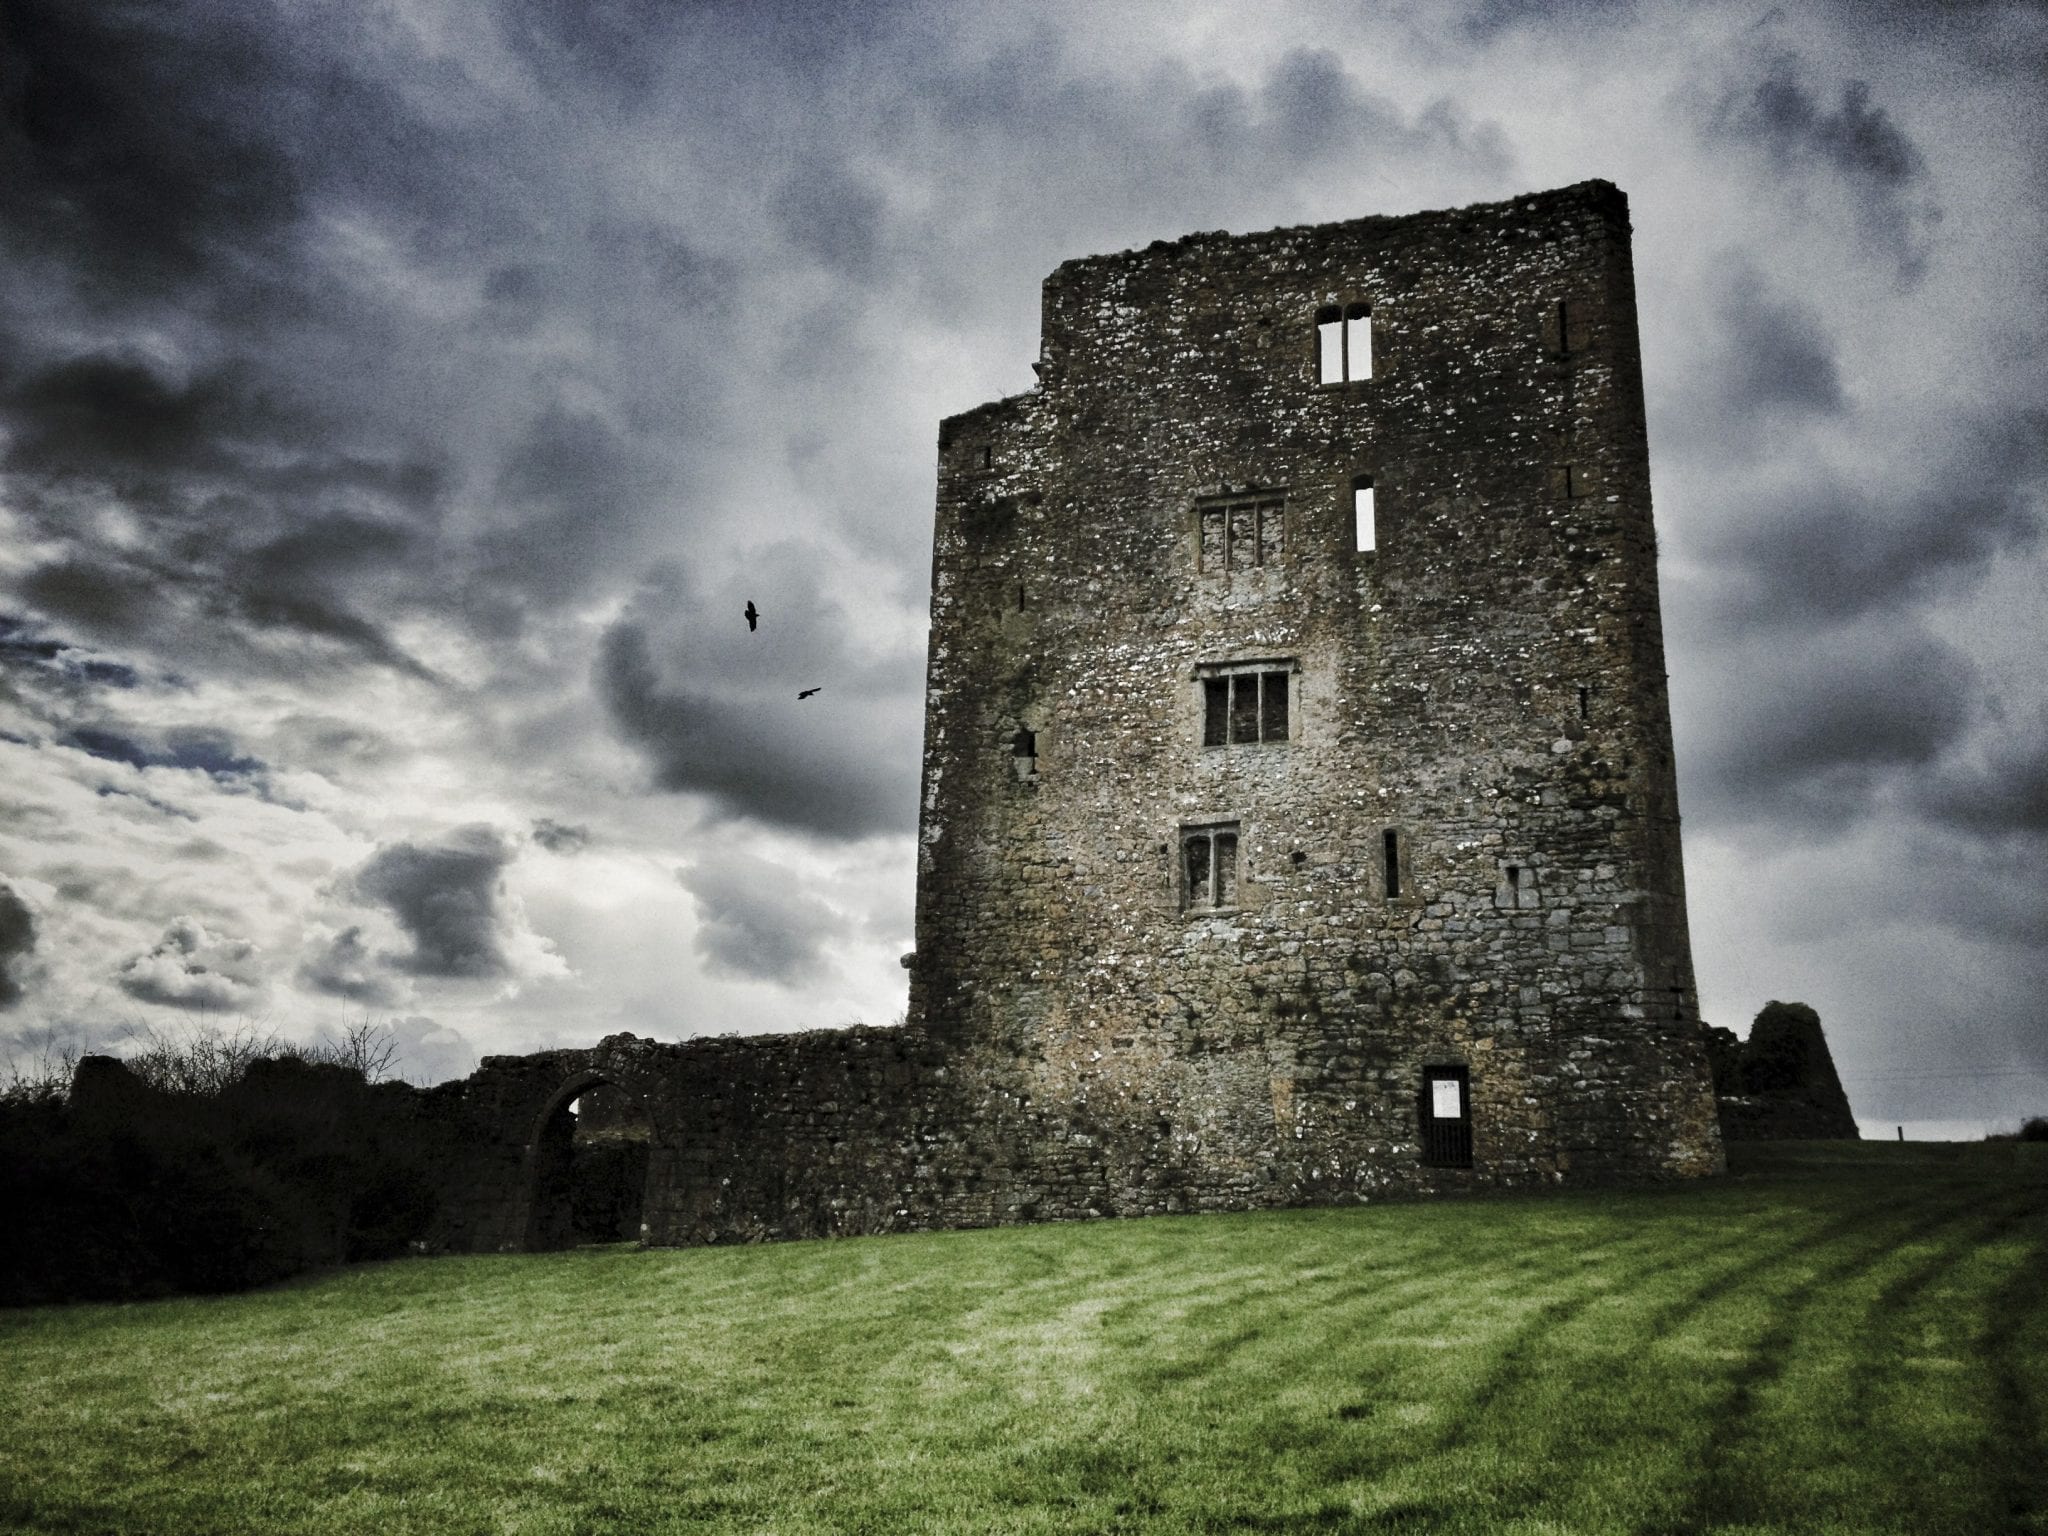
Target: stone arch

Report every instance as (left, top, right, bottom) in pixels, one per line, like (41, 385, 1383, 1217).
(518, 1069, 657, 1251)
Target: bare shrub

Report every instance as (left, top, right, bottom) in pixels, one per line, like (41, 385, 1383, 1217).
(123, 1019, 286, 1096)
(305, 1020, 400, 1083)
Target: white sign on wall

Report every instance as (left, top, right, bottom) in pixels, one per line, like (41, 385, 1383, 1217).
(1431, 1078, 1462, 1120)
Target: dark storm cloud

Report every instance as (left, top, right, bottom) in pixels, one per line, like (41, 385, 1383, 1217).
(1709, 52, 1936, 276)
(350, 825, 521, 981)
(0, 0, 304, 294)
(115, 916, 265, 1012)
(1699, 420, 2045, 630)
(0, 353, 263, 478)
(0, 617, 140, 693)
(1685, 626, 1979, 835)
(476, 403, 670, 608)
(678, 854, 848, 986)
(0, 881, 34, 1009)
(1913, 719, 2048, 844)
(597, 558, 923, 840)
(1702, 257, 1845, 422)
(296, 925, 409, 1007)
(58, 726, 263, 780)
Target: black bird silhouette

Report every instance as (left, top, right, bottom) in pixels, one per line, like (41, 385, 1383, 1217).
(744, 600, 759, 631)
(798, 687, 822, 700)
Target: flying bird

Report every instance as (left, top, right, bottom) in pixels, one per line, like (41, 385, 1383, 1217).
(798, 687, 822, 700)
(744, 600, 759, 631)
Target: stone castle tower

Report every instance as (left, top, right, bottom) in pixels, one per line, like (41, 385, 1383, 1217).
(427, 182, 1723, 1255)
(909, 179, 1724, 1195)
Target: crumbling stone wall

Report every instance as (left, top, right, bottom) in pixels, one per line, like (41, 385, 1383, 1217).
(1704, 1002, 1859, 1140)
(428, 182, 1723, 1253)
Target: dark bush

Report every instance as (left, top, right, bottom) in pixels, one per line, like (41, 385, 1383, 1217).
(2019, 1117, 2048, 1143)
(1, 1039, 449, 1306)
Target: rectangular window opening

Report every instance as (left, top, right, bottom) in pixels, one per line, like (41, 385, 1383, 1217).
(1182, 823, 1241, 912)
(1198, 495, 1284, 573)
(1200, 662, 1296, 748)
(1382, 829, 1402, 899)
(1353, 478, 1376, 553)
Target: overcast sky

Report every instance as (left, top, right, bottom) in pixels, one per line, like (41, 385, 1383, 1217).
(1, 0, 2041, 1131)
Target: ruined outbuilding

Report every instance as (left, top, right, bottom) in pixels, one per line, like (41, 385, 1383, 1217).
(427, 181, 1725, 1252)
(1703, 1002, 1860, 1141)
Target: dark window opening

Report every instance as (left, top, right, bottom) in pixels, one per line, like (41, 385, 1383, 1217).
(1556, 299, 1570, 354)
(1184, 824, 1241, 910)
(1420, 1065, 1473, 1168)
(1577, 685, 1590, 719)
(1010, 727, 1039, 780)
(1198, 495, 1285, 573)
(982, 446, 992, 468)
(1202, 669, 1291, 747)
(1383, 829, 1402, 898)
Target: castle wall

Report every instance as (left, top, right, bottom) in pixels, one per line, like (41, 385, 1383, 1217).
(430, 182, 1721, 1254)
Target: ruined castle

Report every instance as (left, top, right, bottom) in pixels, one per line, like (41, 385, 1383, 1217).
(429, 180, 1725, 1251)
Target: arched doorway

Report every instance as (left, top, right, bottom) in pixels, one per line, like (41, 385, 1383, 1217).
(525, 1076, 655, 1250)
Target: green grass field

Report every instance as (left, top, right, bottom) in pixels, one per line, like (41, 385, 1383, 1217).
(1, 1141, 2042, 1535)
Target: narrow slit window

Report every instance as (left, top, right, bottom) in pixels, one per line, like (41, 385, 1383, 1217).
(1316, 306, 1344, 384)
(1345, 303, 1372, 381)
(1383, 829, 1402, 898)
(1353, 476, 1376, 553)
(1556, 299, 1570, 354)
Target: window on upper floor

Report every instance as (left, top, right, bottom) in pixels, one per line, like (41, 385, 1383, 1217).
(1353, 476, 1376, 552)
(1199, 664, 1291, 747)
(1196, 492, 1284, 573)
(1183, 822, 1240, 911)
(1317, 302, 1372, 384)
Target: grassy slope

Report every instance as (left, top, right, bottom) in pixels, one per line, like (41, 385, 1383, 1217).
(0, 1142, 2042, 1536)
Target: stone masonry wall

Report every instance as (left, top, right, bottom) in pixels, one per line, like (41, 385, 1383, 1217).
(910, 178, 1722, 1201)
(428, 182, 1722, 1254)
